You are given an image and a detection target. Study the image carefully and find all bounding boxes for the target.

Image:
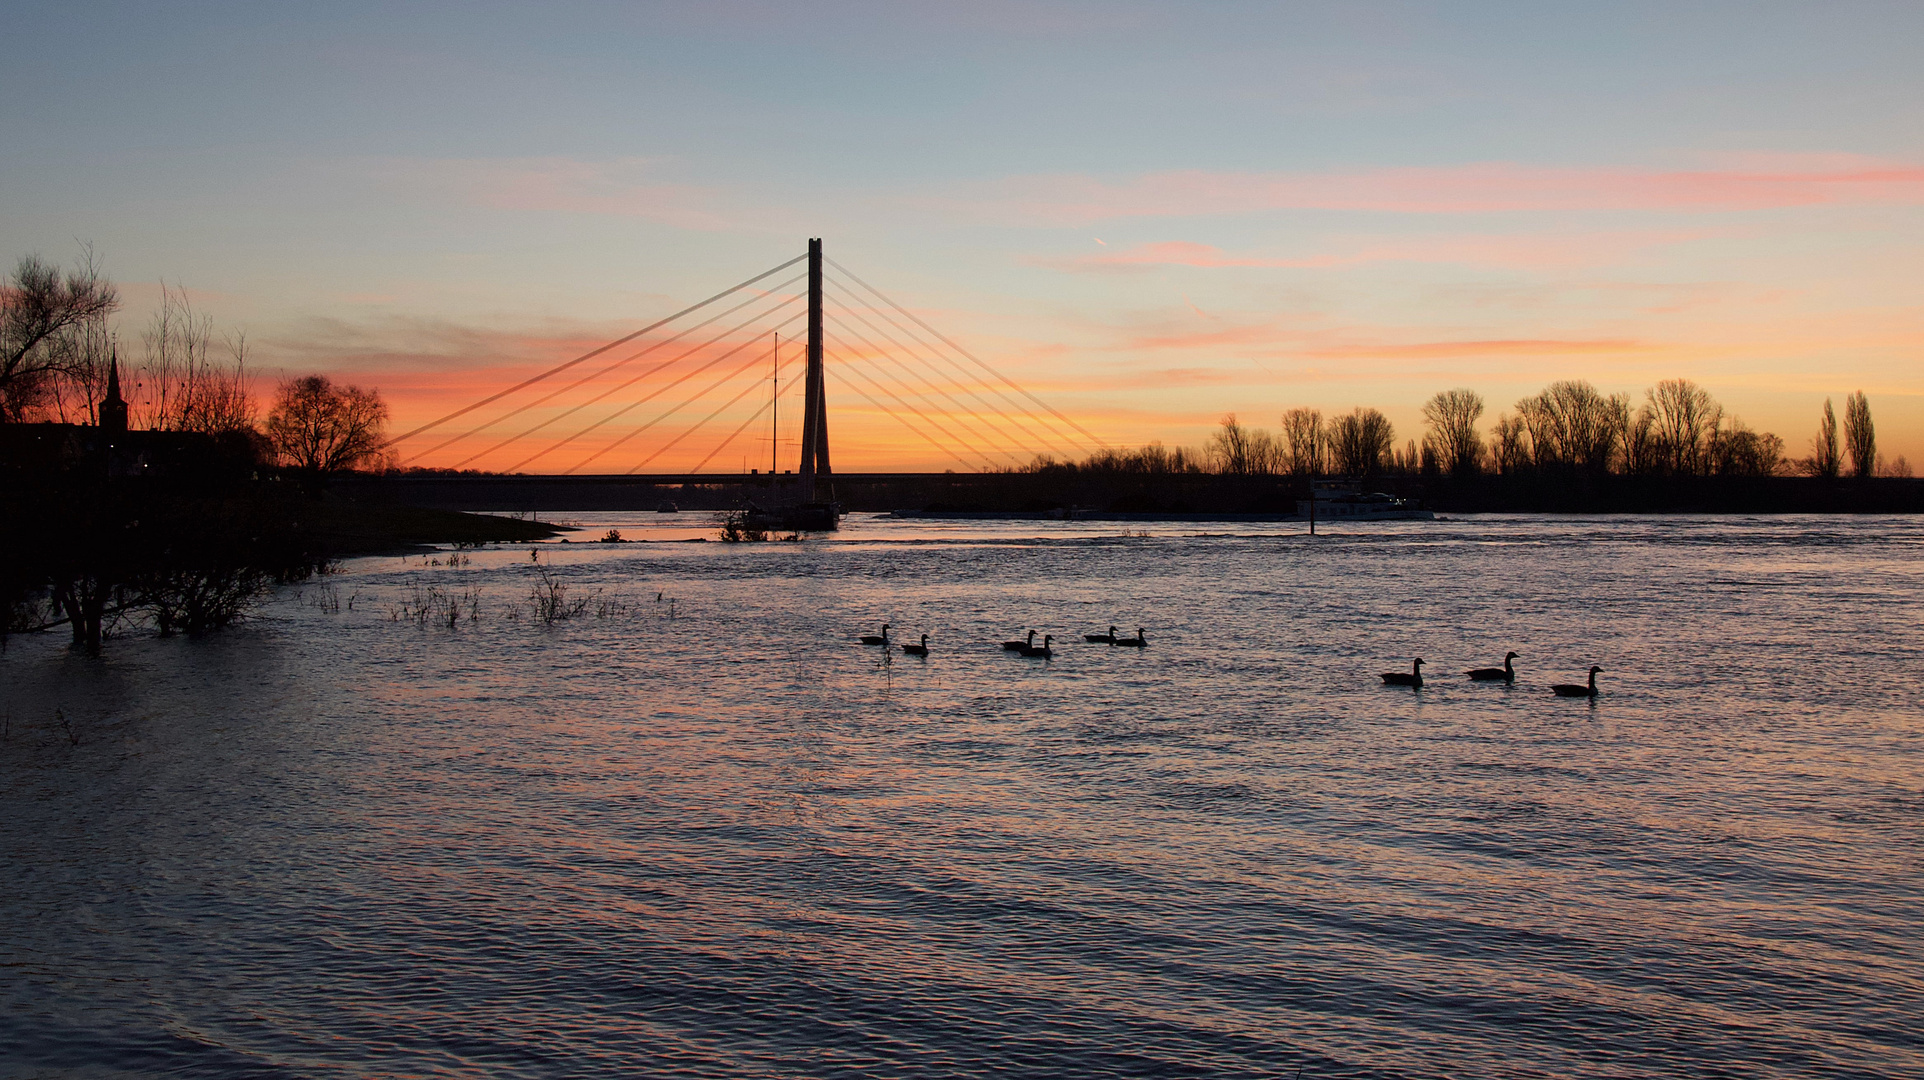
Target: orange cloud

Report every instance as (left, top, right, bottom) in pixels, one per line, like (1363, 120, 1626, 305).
(942, 158, 1924, 224)
(1306, 338, 1649, 359)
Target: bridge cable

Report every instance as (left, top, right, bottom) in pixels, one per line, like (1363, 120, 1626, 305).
(820, 311, 1031, 468)
(562, 309, 808, 474)
(821, 327, 1009, 472)
(451, 282, 804, 469)
(413, 271, 806, 467)
(822, 268, 1087, 460)
(817, 353, 981, 473)
(506, 303, 805, 474)
(823, 280, 1061, 462)
(821, 281, 1062, 463)
(686, 375, 798, 474)
(387, 252, 806, 449)
(625, 362, 802, 475)
(821, 324, 1012, 471)
(825, 256, 1107, 453)
(823, 270, 1088, 460)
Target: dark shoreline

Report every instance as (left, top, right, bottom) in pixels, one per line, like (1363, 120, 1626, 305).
(305, 498, 567, 556)
(341, 472, 1924, 517)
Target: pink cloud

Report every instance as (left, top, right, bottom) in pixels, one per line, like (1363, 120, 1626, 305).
(945, 158, 1924, 224)
(1040, 228, 1726, 273)
(1041, 241, 1335, 271)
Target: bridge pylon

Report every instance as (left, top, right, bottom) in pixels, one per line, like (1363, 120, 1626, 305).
(798, 237, 830, 503)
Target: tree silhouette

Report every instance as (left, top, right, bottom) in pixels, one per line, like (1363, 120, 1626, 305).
(1516, 381, 1624, 473)
(1329, 408, 1394, 477)
(1809, 398, 1841, 479)
(1420, 388, 1484, 476)
(1644, 378, 1719, 475)
(1844, 391, 1875, 479)
(1279, 407, 1323, 477)
(266, 375, 389, 477)
(0, 251, 118, 421)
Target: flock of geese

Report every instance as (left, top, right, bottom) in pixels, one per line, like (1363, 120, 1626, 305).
(859, 627, 1602, 698)
(859, 624, 1145, 660)
(1380, 654, 1604, 697)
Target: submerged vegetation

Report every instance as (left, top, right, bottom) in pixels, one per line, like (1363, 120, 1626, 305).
(1, 251, 559, 654)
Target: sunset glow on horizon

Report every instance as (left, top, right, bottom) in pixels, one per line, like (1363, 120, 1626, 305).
(6, 2, 1922, 470)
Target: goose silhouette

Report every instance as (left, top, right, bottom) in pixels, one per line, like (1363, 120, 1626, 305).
(1113, 627, 1147, 648)
(902, 634, 930, 657)
(1381, 658, 1424, 687)
(1551, 666, 1602, 697)
(859, 624, 890, 646)
(1085, 625, 1118, 644)
(1002, 630, 1035, 651)
(1467, 652, 1519, 683)
(1021, 634, 1054, 658)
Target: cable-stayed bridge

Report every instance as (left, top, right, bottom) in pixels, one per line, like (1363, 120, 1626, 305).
(386, 240, 1103, 503)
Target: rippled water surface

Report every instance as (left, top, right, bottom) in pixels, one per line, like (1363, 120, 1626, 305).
(4, 514, 1922, 1078)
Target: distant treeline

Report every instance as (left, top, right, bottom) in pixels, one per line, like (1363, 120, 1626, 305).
(1024, 380, 1907, 483)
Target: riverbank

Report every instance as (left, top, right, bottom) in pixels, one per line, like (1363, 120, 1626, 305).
(303, 496, 566, 555)
(340, 471, 1924, 516)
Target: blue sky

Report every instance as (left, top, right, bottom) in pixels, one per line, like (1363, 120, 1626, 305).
(5, 1, 1921, 469)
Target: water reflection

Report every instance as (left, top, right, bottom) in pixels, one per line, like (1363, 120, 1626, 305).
(2, 515, 1921, 1078)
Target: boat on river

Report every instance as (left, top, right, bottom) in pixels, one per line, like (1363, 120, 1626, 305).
(1297, 485, 1434, 521)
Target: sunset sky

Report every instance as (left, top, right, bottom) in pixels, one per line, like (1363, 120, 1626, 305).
(5, 1, 1922, 471)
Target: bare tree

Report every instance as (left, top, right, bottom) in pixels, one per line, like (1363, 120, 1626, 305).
(1709, 418, 1786, 476)
(1130, 441, 1202, 474)
(1620, 405, 1660, 475)
(1807, 398, 1841, 478)
(1208, 414, 1251, 475)
(1844, 391, 1875, 479)
(1516, 381, 1623, 472)
(0, 250, 119, 421)
(266, 375, 390, 475)
(1387, 439, 1423, 475)
(1279, 407, 1323, 476)
(1491, 413, 1529, 474)
(43, 312, 115, 425)
(136, 285, 256, 434)
(1420, 388, 1484, 476)
(1329, 407, 1394, 477)
(1207, 413, 1279, 475)
(1644, 379, 1719, 475)
(1068, 441, 1203, 474)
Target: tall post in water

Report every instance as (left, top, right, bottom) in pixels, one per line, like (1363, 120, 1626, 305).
(798, 238, 829, 502)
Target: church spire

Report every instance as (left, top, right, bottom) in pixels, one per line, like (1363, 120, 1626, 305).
(100, 348, 128, 436)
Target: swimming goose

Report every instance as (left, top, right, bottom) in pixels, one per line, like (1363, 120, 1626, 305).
(902, 634, 930, 657)
(1381, 658, 1425, 687)
(1466, 652, 1519, 682)
(1020, 634, 1054, 658)
(1113, 627, 1147, 648)
(1002, 630, 1036, 651)
(1085, 625, 1118, 644)
(859, 624, 890, 646)
(1551, 666, 1602, 697)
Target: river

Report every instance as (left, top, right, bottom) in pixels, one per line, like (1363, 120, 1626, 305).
(3, 513, 1920, 1078)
